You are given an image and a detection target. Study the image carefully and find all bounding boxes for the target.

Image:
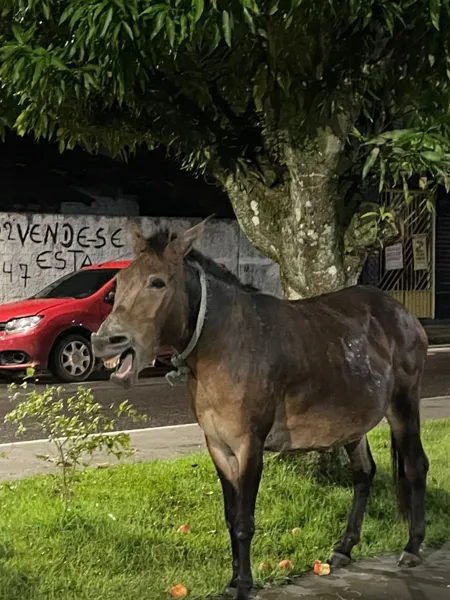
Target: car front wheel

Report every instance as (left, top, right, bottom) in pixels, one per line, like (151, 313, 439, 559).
(49, 334, 94, 383)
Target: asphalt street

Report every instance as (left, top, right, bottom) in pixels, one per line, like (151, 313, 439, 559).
(0, 350, 448, 444)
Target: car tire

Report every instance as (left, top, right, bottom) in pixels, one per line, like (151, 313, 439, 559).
(49, 333, 94, 383)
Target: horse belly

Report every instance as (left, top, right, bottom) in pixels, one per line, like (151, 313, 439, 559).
(264, 391, 386, 453)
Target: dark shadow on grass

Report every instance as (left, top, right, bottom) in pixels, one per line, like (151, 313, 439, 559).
(265, 451, 352, 487)
(0, 544, 41, 600)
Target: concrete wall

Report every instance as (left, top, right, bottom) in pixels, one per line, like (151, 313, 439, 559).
(61, 187, 140, 216)
(0, 213, 281, 303)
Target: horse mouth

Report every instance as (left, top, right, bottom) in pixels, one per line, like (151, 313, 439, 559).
(103, 350, 137, 388)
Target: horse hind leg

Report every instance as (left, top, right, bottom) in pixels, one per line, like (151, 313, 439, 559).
(329, 435, 376, 568)
(387, 387, 429, 567)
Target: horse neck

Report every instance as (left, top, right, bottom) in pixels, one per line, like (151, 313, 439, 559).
(163, 262, 238, 366)
(160, 261, 202, 352)
(187, 271, 241, 372)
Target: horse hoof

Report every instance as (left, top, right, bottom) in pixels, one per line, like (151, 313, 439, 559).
(398, 551, 422, 568)
(328, 551, 351, 568)
(235, 587, 252, 600)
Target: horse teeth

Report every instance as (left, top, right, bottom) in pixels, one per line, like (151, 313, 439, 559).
(104, 357, 120, 369)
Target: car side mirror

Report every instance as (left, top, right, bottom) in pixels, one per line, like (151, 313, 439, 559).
(104, 291, 115, 305)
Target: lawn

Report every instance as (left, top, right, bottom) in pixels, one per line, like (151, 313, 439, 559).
(0, 420, 449, 600)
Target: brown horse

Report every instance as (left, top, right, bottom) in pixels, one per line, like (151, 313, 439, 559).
(92, 220, 429, 600)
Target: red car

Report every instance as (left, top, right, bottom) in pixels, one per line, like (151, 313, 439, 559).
(0, 260, 171, 382)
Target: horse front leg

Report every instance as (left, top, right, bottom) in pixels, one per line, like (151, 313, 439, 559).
(234, 437, 264, 600)
(206, 438, 240, 590)
(206, 435, 264, 600)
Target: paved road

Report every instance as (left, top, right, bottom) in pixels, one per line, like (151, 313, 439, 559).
(0, 350, 448, 444)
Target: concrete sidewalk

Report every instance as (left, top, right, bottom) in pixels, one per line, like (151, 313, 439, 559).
(0, 423, 206, 480)
(259, 544, 450, 599)
(0, 394, 449, 481)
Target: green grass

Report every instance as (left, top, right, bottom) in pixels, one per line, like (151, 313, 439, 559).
(0, 421, 449, 600)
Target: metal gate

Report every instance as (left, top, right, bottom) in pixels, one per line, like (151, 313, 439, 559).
(378, 189, 435, 318)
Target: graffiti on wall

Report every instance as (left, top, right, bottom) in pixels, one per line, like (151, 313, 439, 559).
(0, 221, 124, 286)
(0, 214, 281, 303)
(0, 215, 131, 301)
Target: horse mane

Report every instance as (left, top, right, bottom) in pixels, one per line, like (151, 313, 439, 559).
(145, 229, 259, 293)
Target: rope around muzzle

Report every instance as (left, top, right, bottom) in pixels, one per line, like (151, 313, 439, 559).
(165, 263, 208, 386)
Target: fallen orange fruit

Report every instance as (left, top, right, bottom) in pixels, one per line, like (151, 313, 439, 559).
(278, 559, 294, 570)
(170, 584, 188, 598)
(258, 561, 272, 571)
(177, 524, 190, 535)
(313, 560, 331, 576)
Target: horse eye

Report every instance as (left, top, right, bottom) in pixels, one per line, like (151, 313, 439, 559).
(150, 278, 166, 289)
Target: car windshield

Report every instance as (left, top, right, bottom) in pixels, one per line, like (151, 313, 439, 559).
(32, 269, 119, 300)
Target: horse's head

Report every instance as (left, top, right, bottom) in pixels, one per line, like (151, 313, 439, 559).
(91, 220, 207, 388)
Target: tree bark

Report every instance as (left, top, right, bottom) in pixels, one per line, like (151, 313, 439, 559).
(221, 125, 368, 299)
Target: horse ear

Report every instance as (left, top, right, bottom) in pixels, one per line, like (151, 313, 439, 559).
(164, 216, 213, 262)
(128, 223, 147, 256)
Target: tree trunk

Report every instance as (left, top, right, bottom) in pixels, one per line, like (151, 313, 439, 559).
(222, 125, 366, 299)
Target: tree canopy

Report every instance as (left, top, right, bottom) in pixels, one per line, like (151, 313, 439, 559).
(1, 0, 450, 295)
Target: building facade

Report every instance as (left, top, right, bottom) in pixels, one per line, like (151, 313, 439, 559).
(361, 187, 450, 322)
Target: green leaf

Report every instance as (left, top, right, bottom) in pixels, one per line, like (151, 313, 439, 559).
(25, 367, 35, 379)
(32, 59, 44, 87)
(426, 198, 436, 213)
(379, 158, 386, 193)
(276, 71, 291, 94)
(112, 22, 122, 42)
(243, 7, 256, 33)
(11, 24, 24, 44)
(403, 178, 412, 204)
(222, 10, 231, 47)
(42, 2, 50, 20)
(362, 8, 372, 28)
(69, 6, 85, 28)
(421, 149, 445, 161)
(269, 1, 279, 15)
(12, 56, 25, 83)
(193, 0, 204, 22)
(151, 11, 166, 39)
(378, 129, 416, 142)
(59, 6, 74, 24)
(122, 21, 134, 40)
(166, 18, 175, 47)
(362, 147, 380, 180)
(180, 14, 188, 39)
(253, 63, 268, 111)
(430, 0, 441, 30)
(140, 4, 165, 17)
(51, 56, 68, 70)
(101, 7, 114, 37)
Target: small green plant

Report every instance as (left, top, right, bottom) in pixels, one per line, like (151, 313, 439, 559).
(5, 368, 146, 507)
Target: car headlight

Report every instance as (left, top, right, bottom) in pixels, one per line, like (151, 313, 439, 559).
(5, 316, 44, 334)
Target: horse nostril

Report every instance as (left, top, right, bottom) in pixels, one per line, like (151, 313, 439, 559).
(109, 335, 130, 346)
